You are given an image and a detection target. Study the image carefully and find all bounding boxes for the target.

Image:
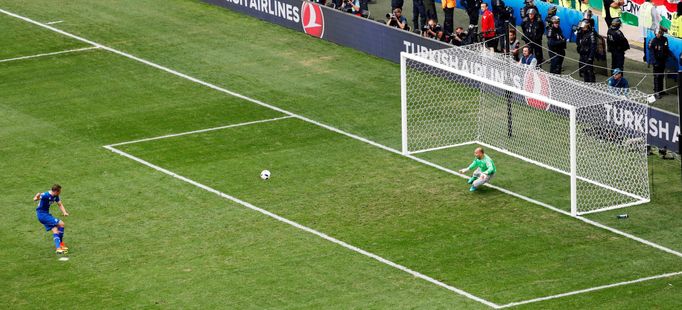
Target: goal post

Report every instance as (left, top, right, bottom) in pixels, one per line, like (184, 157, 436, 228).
(400, 48, 650, 216)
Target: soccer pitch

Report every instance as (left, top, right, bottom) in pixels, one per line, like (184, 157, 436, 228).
(2, 0, 682, 308)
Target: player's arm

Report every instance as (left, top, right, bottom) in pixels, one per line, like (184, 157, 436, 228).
(459, 161, 476, 174)
(57, 201, 69, 216)
(33, 192, 42, 201)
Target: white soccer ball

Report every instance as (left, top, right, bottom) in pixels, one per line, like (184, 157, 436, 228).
(260, 170, 271, 180)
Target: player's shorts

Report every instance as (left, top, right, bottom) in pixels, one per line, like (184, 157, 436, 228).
(37, 212, 60, 231)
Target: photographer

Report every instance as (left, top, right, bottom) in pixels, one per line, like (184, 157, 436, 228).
(452, 27, 467, 46)
(422, 19, 442, 39)
(386, 8, 409, 31)
(340, 0, 360, 14)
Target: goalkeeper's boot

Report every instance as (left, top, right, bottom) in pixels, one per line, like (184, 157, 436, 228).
(467, 176, 478, 184)
(60, 242, 69, 251)
(469, 186, 477, 192)
(55, 247, 68, 255)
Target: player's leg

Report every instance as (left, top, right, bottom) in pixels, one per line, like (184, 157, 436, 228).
(472, 173, 493, 190)
(57, 220, 67, 250)
(51, 226, 65, 254)
(468, 168, 481, 184)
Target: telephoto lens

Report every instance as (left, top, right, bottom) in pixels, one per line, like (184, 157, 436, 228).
(616, 214, 629, 219)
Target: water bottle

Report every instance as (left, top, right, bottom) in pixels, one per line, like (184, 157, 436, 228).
(616, 214, 629, 219)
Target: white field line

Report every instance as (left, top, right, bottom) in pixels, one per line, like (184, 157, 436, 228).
(0, 46, 98, 63)
(499, 271, 682, 308)
(106, 116, 293, 147)
(108, 119, 682, 309)
(4, 7, 682, 307)
(45, 20, 63, 25)
(103, 144, 502, 309)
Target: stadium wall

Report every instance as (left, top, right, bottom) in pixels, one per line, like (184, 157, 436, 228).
(202, 0, 679, 151)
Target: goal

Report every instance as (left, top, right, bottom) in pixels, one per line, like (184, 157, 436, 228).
(400, 45, 650, 216)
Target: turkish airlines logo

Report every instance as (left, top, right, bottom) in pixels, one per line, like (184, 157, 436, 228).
(523, 69, 551, 111)
(301, 2, 324, 38)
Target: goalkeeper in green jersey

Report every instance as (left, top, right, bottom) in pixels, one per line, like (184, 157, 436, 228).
(458, 147, 496, 192)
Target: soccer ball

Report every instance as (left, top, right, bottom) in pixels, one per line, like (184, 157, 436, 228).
(260, 170, 271, 180)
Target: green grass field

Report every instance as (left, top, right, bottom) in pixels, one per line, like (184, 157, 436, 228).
(2, 0, 682, 308)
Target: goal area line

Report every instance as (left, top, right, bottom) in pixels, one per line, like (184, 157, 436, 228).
(0, 46, 98, 63)
(3, 7, 680, 307)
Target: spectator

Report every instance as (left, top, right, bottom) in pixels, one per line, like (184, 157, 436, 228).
(519, 45, 538, 66)
(670, 3, 682, 38)
(576, 0, 590, 12)
(452, 26, 467, 46)
(609, 0, 624, 26)
(413, 0, 427, 33)
(603, 0, 623, 29)
(607, 68, 629, 95)
(386, 8, 409, 31)
(391, 0, 403, 11)
(481, 3, 497, 50)
(463, 0, 481, 28)
(442, 0, 456, 35)
(547, 15, 566, 74)
(507, 28, 521, 61)
(522, 8, 545, 65)
(649, 27, 670, 98)
(602, 0, 613, 28)
(577, 20, 597, 82)
(607, 18, 630, 71)
(639, 0, 661, 42)
(558, 0, 571, 9)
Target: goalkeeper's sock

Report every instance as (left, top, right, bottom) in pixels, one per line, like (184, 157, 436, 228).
(58, 226, 64, 243)
(53, 233, 61, 249)
(467, 176, 478, 184)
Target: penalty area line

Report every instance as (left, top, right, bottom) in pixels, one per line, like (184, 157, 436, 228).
(0, 46, 98, 63)
(103, 145, 502, 309)
(106, 115, 293, 147)
(498, 270, 682, 308)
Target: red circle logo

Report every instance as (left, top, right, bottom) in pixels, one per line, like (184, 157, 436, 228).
(523, 69, 551, 110)
(301, 2, 324, 38)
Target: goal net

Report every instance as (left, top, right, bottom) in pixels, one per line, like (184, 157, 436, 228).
(401, 44, 650, 216)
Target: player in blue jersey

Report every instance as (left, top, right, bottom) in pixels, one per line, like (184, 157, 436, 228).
(33, 184, 70, 254)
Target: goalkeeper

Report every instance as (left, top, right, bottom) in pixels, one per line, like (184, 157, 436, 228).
(458, 147, 496, 192)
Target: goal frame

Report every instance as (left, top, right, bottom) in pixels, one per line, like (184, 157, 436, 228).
(400, 52, 650, 216)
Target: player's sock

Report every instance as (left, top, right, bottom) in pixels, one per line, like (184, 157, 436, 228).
(53, 233, 61, 249)
(58, 227, 65, 243)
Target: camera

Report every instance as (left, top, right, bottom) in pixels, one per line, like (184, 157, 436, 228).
(386, 13, 396, 19)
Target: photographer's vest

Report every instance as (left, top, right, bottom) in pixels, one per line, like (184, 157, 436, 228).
(671, 15, 682, 38)
(558, 0, 571, 9)
(609, 0, 623, 18)
(576, 2, 590, 13)
(602, 0, 622, 18)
